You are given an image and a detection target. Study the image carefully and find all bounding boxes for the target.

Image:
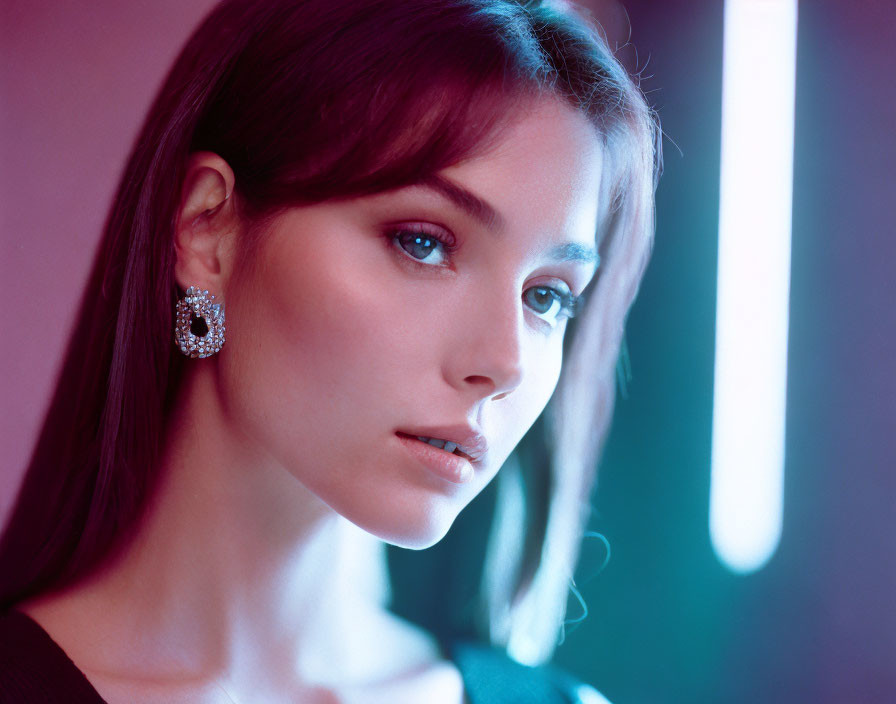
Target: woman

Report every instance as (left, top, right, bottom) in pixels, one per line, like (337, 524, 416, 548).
(0, 0, 658, 701)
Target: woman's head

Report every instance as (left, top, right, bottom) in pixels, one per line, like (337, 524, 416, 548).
(186, 97, 604, 550)
(1, 0, 658, 662)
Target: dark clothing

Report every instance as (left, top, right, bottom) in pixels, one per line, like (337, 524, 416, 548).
(0, 610, 100, 703)
(0, 609, 607, 703)
(443, 639, 607, 704)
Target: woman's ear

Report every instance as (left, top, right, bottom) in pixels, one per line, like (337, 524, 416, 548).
(174, 152, 239, 296)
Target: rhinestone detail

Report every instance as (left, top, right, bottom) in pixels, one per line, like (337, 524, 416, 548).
(174, 286, 225, 358)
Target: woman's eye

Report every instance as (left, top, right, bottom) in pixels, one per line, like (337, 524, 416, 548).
(523, 285, 580, 328)
(391, 229, 452, 267)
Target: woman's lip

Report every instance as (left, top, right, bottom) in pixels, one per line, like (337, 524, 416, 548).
(395, 425, 488, 462)
(395, 433, 474, 484)
(396, 431, 474, 461)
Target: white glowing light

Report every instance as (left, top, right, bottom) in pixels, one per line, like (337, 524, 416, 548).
(576, 684, 614, 704)
(710, 0, 798, 573)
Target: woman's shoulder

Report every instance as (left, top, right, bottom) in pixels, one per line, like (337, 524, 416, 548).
(444, 639, 613, 704)
(0, 609, 613, 704)
(0, 608, 105, 703)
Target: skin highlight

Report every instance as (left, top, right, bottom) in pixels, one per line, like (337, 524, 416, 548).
(20, 97, 604, 703)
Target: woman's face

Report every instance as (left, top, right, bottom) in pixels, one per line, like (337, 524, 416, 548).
(222, 98, 603, 548)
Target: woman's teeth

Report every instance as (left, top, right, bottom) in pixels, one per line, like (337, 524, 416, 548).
(417, 436, 458, 454)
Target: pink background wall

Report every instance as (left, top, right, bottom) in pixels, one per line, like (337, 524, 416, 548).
(1, 0, 218, 524)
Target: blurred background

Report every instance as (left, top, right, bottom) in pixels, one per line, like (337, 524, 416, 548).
(2, 1, 894, 702)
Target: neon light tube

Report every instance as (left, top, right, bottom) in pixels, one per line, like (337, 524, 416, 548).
(710, 0, 798, 573)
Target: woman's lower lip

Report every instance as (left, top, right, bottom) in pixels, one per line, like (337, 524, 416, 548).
(396, 434, 474, 484)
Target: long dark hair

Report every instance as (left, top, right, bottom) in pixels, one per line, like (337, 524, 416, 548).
(0, 0, 659, 664)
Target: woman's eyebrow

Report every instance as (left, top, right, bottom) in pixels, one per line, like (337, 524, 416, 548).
(547, 242, 600, 267)
(418, 174, 505, 232)
(403, 176, 599, 267)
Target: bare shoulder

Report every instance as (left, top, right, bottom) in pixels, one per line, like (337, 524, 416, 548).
(341, 610, 467, 704)
(15, 596, 468, 704)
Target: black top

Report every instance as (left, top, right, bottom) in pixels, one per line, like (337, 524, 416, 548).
(0, 610, 100, 703)
(0, 609, 609, 703)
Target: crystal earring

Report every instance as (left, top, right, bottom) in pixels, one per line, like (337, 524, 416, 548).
(174, 286, 226, 358)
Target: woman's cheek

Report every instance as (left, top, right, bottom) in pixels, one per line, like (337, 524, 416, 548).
(525, 330, 565, 403)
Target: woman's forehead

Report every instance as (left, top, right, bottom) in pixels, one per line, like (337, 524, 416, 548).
(438, 98, 604, 236)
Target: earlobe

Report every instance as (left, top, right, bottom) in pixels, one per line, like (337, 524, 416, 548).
(174, 152, 239, 292)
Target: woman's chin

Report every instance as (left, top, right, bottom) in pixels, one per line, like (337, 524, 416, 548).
(351, 504, 459, 551)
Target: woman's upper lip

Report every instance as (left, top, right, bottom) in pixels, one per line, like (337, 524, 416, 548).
(396, 424, 489, 462)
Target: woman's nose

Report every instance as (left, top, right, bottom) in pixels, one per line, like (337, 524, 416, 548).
(442, 289, 525, 401)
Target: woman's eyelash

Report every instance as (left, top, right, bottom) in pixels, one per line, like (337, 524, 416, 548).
(523, 285, 584, 324)
(561, 291, 583, 319)
(387, 226, 456, 267)
(387, 223, 583, 324)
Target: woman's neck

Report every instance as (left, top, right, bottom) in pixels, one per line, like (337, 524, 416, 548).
(21, 364, 439, 693)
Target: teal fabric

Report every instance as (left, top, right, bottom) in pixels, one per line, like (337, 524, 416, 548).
(444, 639, 609, 704)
